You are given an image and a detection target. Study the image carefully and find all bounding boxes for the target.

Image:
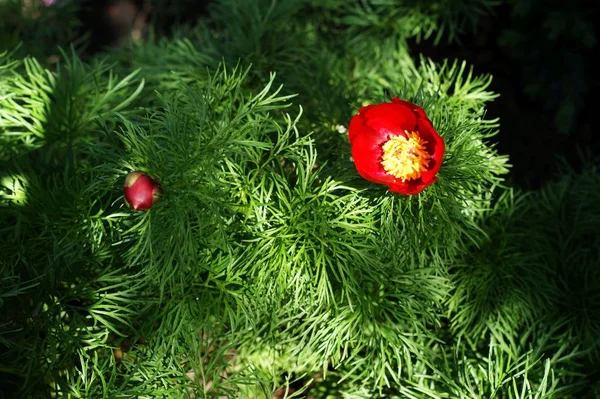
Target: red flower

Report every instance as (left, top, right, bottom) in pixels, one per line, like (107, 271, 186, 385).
(348, 97, 445, 195)
(124, 171, 161, 210)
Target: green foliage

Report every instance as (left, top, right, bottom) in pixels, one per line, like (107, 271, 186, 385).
(297, 0, 497, 47)
(448, 165, 600, 355)
(0, 48, 143, 165)
(445, 165, 600, 398)
(0, 0, 598, 398)
(520, 166, 600, 358)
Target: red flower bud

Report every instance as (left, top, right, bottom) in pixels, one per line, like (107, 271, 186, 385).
(348, 97, 445, 195)
(123, 172, 161, 210)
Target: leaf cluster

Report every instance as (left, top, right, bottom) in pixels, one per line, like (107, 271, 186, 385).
(1, 1, 597, 398)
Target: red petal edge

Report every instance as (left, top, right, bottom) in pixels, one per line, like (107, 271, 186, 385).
(349, 97, 445, 195)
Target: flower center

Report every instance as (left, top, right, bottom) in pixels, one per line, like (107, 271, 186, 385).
(381, 131, 431, 181)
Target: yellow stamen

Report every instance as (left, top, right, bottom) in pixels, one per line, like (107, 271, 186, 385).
(381, 131, 431, 181)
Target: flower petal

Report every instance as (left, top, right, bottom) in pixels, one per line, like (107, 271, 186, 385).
(416, 118, 445, 184)
(388, 179, 427, 195)
(351, 131, 395, 185)
(348, 97, 445, 195)
(360, 102, 417, 137)
(392, 97, 429, 121)
(348, 113, 367, 144)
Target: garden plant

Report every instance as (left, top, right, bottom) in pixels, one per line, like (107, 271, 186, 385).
(1, 0, 599, 397)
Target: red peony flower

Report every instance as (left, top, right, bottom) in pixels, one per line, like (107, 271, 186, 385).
(348, 97, 445, 195)
(124, 171, 161, 210)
